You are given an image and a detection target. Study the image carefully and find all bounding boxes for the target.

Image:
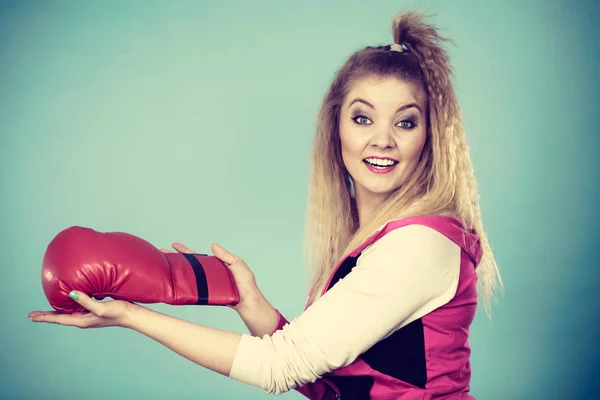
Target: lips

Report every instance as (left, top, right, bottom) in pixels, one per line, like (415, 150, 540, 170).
(363, 157, 398, 174)
(363, 157, 398, 168)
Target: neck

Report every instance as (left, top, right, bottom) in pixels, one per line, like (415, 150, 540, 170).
(354, 189, 388, 228)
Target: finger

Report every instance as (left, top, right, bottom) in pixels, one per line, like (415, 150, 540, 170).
(68, 291, 106, 317)
(28, 310, 59, 318)
(30, 311, 91, 327)
(171, 242, 195, 254)
(160, 248, 174, 253)
(210, 243, 239, 265)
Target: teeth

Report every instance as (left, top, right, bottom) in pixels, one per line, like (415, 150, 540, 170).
(365, 158, 397, 167)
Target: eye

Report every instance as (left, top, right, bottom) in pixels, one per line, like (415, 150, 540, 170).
(352, 115, 372, 125)
(396, 119, 417, 129)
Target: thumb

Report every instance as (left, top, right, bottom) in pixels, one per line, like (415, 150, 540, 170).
(210, 243, 239, 265)
(68, 291, 103, 316)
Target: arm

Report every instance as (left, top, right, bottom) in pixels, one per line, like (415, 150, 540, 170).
(164, 242, 283, 338)
(268, 312, 334, 400)
(236, 294, 282, 337)
(235, 291, 332, 398)
(166, 239, 327, 397)
(122, 296, 331, 398)
(122, 225, 459, 395)
(122, 304, 241, 377)
(228, 225, 461, 394)
(29, 224, 460, 396)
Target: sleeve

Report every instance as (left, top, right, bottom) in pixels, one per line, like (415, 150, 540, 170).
(228, 224, 462, 395)
(267, 312, 332, 399)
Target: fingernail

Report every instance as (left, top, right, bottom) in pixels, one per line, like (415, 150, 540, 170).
(69, 291, 79, 300)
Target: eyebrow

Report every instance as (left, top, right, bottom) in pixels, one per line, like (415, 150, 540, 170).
(348, 98, 423, 114)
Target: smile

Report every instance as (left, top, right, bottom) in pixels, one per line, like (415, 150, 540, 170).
(363, 157, 398, 174)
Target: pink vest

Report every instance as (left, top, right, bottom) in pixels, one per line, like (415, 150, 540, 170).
(272, 216, 482, 399)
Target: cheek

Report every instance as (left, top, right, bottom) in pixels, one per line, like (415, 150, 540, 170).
(339, 121, 363, 161)
(401, 129, 427, 163)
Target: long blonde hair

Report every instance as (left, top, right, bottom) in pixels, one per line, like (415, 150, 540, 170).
(304, 10, 503, 317)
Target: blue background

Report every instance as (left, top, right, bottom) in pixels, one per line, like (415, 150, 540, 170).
(1, 0, 598, 398)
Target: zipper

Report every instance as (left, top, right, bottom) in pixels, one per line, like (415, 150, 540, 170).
(322, 377, 342, 400)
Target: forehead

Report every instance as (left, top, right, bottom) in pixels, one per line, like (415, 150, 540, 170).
(344, 76, 425, 108)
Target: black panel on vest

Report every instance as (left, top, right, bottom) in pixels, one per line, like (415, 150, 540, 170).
(326, 253, 428, 390)
(360, 319, 427, 388)
(325, 375, 374, 399)
(328, 255, 360, 289)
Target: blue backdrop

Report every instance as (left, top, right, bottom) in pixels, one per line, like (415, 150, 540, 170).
(1, 0, 598, 398)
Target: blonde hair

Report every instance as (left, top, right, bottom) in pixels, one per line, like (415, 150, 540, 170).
(304, 10, 503, 317)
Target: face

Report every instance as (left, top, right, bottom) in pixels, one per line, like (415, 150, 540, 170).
(339, 76, 427, 204)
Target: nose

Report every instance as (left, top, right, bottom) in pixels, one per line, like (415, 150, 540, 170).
(370, 125, 395, 149)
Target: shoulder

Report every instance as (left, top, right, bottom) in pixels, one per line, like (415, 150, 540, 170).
(356, 224, 461, 282)
(346, 223, 462, 308)
(362, 223, 460, 258)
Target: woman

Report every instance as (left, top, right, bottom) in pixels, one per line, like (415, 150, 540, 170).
(29, 10, 502, 399)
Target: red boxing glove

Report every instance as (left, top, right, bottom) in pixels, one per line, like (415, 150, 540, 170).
(41, 226, 239, 313)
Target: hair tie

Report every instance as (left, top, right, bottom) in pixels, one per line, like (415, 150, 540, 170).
(390, 43, 409, 53)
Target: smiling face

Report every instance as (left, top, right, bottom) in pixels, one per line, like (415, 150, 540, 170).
(339, 75, 428, 208)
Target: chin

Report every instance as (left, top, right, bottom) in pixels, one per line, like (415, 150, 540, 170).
(366, 187, 399, 198)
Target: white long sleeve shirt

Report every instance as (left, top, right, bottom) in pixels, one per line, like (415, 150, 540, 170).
(228, 224, 462, 394)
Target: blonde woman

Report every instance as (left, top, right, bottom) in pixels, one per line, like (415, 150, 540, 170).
(29, 10, 502, 400)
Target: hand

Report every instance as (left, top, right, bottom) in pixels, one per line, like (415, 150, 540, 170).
(161, 242, 262, 314)
(28, 291, 135, 329)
